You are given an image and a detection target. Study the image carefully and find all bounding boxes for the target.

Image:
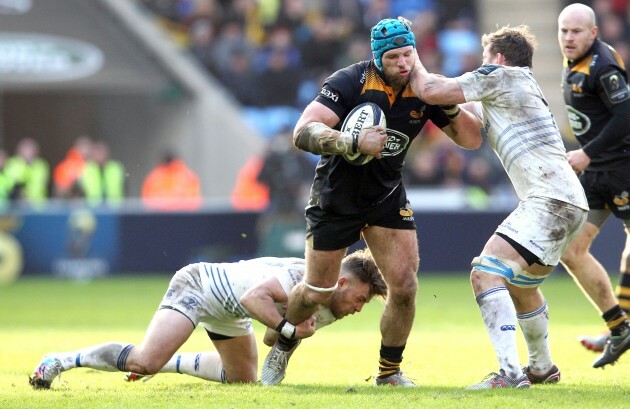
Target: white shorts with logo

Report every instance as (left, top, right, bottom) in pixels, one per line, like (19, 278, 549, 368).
(158, 263, 254, 338)
(495, 196, 588, 266)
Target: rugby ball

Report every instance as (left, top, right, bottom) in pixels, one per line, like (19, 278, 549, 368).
(340, 102, 386, 165)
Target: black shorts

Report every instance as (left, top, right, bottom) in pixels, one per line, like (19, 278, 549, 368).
(580, 166, 630, 220)
(305, 185, 417, 250)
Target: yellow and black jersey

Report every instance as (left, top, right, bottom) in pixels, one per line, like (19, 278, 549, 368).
(311, 60, 449, 214)
(562, 38, 630, 170)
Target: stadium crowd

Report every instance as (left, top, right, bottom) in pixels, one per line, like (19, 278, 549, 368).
(0, 135, 202, 211)
(138, 0, 517, 210)
(9, 0, 630, 212)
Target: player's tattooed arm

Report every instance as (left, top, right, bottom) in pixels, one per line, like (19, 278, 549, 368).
(294, 122, 355, 155)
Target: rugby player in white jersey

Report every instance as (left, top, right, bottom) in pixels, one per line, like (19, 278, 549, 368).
(410, 25, 589, 389)
(29, 249, 386, 389)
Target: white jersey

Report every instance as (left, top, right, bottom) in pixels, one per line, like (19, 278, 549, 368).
(160, 257, 337, 337)
(456, 65, 588, 210)
(198, 257, 336, 328)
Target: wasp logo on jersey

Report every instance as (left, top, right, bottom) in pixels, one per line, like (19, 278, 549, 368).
(571, 81, 583, 94)
(409, 109, 424, 119)
(399, 207, 414, 221)
(613, 191, 630, 209)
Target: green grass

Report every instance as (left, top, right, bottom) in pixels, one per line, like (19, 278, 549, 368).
(1, 273, 629, 409)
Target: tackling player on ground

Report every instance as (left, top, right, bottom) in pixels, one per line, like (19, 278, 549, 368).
(29, 249, 386, 389)
(260, 16, 481, 387)
(411, 24, 589, 389)
(556, 3, 630, 366)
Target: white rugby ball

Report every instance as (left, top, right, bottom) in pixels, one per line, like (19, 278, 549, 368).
(340, 102, 386, 165)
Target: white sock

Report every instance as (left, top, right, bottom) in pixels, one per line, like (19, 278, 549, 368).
(518, 302, 553, 374)
(54, 342, 133, 372)
(160, 352, 226, 383)
(476, 287, 522, 378)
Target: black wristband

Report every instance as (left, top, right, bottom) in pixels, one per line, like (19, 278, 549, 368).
(441, 104, 461, 119)
(275, 318, 288, 333)
(447, 107, 461, 119)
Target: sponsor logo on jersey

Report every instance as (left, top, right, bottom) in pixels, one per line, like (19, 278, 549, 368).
(180, 296, 198, 310)
(500, 325, 516, 331)
(601, 70, 630, 104)
(381, 129, 409, 157)
(566, 105, 591, 136)
(319, 87, 339, 102)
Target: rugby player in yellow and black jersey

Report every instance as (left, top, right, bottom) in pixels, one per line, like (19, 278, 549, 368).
(557, 3, 630, 367)
(259, 16, 481, 387)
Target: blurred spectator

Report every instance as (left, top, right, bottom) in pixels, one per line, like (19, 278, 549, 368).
(218, 48, 262, 106)
(210, 19, 255, 75)
(53, 136, 93, 199)
(437, 15, 479, 77)
(141, 152, 201, 211)
(299, 15, 343, 77)
(256, 44, 302, 106)
(5, 137, 49, 206)
(257, 131, 313, 214)
(230, 155, 269, 211)
(404, 150, 442, 186)
(80, 141, 126, 207)
(255, 131, 313, 257)
(0, 149, 15, 208)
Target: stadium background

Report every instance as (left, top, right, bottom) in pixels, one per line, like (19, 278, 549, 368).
(0, 0, 626, 280)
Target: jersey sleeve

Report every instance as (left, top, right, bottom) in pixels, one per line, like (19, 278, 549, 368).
(274, 266, 304, 298)
(313, 65, 363, 123)
(596, 67, 630, 108)
(456, 65, 504, 103)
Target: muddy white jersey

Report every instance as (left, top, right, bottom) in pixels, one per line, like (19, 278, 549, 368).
(196, 257, 336, 329)
(456, 65, 588, 210)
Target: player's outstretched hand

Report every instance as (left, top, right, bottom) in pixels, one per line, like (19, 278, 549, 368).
(358, 125, 387, 158)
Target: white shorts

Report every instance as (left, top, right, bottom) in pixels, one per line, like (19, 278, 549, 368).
(495, 197, 587, 266)
(158, 264, 254, 338)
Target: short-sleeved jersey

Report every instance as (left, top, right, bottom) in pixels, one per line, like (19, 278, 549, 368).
(457, 65, 588, 209)
(311, 60, 450, 214)
(197, 257, 336, 329)
(561, 38, 630, 169)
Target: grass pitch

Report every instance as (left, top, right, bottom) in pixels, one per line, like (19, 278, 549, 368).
(1, 273, 629, 409)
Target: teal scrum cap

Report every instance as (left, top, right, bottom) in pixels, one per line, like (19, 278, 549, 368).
(371, 17, 416, 70)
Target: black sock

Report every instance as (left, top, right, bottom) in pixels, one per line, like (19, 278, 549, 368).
(277, 334, 299, 351)
(603, 305, 630, 337)
(377, 343, 405, 378)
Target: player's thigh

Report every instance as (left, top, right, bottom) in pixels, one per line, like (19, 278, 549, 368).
(363, 226, 419, 284)
(212, 333, 258, 383)
(132, 308, 195, 370)
(304, 244, 347, 287)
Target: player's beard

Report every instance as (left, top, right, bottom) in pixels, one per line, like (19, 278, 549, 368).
(384, 70, 410, 91)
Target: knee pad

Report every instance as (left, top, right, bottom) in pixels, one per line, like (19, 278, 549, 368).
(472, 255, 548, 288)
